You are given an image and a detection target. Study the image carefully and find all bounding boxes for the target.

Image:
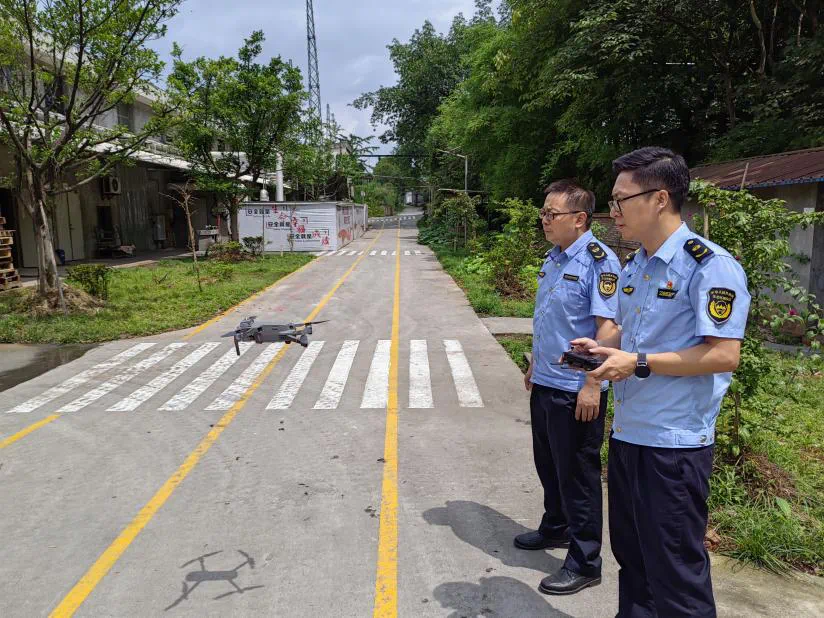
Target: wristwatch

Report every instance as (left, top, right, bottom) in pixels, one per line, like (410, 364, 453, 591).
(634, 353, 651, 379)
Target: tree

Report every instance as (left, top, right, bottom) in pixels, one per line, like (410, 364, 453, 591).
(0, 0, 181, 304)
(168, 31, 305, 239)
(163, 180, 202, 292)
(690, 180, 824, 456)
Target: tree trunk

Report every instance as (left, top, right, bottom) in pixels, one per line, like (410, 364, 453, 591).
(723, 69, 737, 130)
(23, 167, 66, 311)
(749, 0, 767, 77)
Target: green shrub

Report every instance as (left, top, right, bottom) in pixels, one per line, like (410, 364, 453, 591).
(207, 241, 245, 263)
(485, 198, 544, 297)
(66, 264, 113, 299)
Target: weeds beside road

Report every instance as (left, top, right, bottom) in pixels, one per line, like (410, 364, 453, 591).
(0, 254, 312, 344)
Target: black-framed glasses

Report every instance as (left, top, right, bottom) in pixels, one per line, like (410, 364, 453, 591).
(608, 189, 664, 214)
(539, 209, 587, 221)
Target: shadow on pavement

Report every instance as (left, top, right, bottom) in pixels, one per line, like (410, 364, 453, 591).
(434, 576, 574, 618)
(423, 500, 562, 574)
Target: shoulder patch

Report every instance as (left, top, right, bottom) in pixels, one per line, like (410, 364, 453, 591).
(684, 238, 714, 264)
(598, 273, 618, 298)
(587, 242, 607, 262)
(707, 288, 736, 324)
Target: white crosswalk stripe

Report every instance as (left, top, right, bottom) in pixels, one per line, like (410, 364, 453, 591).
(206, 343, 284, 410)
(108, 343, 220, 412)
(8, 338, 486, 415)
(370, 250, 377, 256)
(347, 250, 357, 256)
(381, 250, 387, 256)
(409, 340, 433, 409)
(267, 341, 324, 409)
(404, 250, 411, 256)
(314, 340, 359, 410)
(160, 343, 253, 411)
(361, 340, 391, 409)
(6, 343, 156, 414)
(444, 340, 484, 407)
(58, 343, 186, 414)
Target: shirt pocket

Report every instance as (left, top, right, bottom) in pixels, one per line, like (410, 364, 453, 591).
(646, 292, 694, 343)
(555, 277, 588, 311)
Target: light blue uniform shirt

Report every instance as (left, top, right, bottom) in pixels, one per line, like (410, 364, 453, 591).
(613, 223, 751, 448)
(532, 230, 621, 393)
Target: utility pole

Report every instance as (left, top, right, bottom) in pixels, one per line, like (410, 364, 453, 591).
(306, 0, 322, 126)
(437, 149, 469, 193)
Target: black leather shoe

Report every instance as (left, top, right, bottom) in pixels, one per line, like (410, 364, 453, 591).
(513, 530, 569, 550)
(538, 568, 601, 595)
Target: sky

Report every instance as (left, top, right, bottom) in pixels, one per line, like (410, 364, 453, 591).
(150, 0, 479, 154)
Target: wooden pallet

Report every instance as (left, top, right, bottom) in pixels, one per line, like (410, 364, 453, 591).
(0, 248, 9, 260)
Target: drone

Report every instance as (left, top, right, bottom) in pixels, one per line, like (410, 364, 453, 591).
(222, 316, 328, 355)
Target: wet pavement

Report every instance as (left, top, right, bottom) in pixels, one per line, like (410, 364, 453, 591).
(0, 344, 97, 392)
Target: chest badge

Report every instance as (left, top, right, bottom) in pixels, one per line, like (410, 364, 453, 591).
(707, 287, 736, 324)
(622, 286, 635, 295)
(538, 271, 545, 278)
(598, 272, 618, 298)
(657, 288, 678, 299)
(563, 273, 580, 282)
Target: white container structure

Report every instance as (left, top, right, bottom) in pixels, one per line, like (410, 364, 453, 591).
(237, 201, 367, 253)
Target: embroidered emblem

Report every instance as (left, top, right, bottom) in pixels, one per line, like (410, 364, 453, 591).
(587, 242, 607, 261)
(538, 271, 545, 278)
(622, 286, 635, 295)
(598, 273, 618, 298)
(684, 238, 714, 264)
(707, 287, 736, 324)
(657, 288, 678, 299)
(563, 273, 580, 282)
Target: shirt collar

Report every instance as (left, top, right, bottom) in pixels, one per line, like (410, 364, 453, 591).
(642, 222, 690, 264)
(550, 229, 594, 261)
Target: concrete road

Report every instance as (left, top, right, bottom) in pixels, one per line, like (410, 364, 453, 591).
(2, 218, 819, 617)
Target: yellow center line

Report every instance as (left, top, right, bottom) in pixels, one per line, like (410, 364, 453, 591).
(373, 225, 401, 617)
(49, 230, 384, 618)
(0, 414, 61, 450)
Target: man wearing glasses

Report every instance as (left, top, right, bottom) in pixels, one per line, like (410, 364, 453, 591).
(518, 180, 620, 596)
(573, 147, 750, 617)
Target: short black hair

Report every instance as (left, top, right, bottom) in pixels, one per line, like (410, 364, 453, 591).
(544, 179, 596, 228)
(612, 147, 690, 212)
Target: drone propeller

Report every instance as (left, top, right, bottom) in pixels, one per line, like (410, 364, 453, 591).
(296, 320, 329, 326)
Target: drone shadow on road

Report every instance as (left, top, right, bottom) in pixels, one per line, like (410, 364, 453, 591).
(164, 549, 264, 612)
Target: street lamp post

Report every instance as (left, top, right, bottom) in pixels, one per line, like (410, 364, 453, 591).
(437, 149, 468, 193)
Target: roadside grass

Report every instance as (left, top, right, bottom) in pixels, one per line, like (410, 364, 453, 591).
(429, 246, 534, 318)
(0, 254, 313, 344)
(495, 333, 824, 575)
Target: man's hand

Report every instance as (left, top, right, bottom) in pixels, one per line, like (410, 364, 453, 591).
(575, 380, 600, 422)
(569, 337, 598, 354)
(524, 362, 533, 391)
(588, 347, 637, 382)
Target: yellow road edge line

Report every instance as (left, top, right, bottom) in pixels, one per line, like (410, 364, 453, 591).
(373, 225, 401, 617)
(183, 257, 316, 340)
(0, 414, 61, 450)
(50, 230, 384, 618)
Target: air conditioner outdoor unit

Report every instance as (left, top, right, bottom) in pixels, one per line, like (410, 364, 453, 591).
(102, 176, 121, 195)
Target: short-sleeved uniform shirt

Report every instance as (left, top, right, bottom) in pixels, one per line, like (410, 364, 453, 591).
(613, 223, 751, 448)
(532, 230, 621, 393)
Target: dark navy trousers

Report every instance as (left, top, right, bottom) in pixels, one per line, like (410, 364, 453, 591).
(608, 437, 716, 618)
(530, 383, 607, 577)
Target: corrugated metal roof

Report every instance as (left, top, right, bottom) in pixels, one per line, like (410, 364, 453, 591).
(691, 146, 824, 190)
